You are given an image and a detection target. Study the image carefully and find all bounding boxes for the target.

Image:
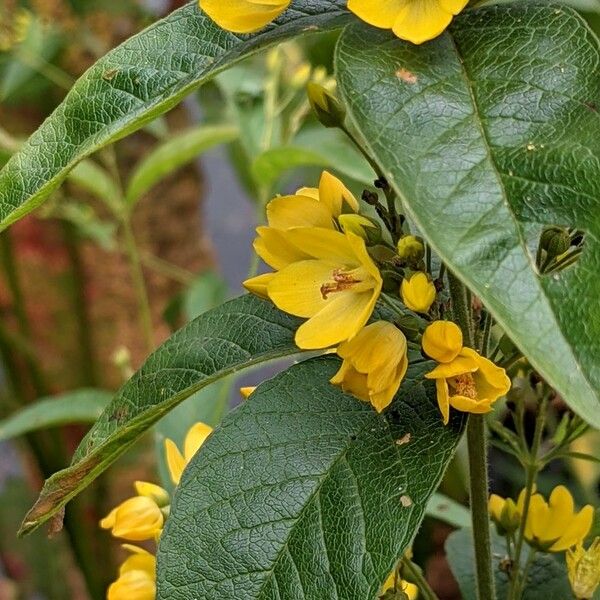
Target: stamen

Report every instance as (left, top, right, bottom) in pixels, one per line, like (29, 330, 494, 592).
(449, 373, 477, 399)
(320, 269, 361, 299)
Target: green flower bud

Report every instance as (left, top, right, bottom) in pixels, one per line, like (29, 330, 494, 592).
(397, 235, 424, 262)
(307, 82, 346, 128)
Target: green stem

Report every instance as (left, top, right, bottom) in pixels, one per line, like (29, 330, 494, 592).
(449, 273, 495, 600)
(508, 394, 548, 600)
(402, 560, 439, 600)
(61, 221, 98, 386)
(122, 218, 155, 354)
(467, 415, 497, 600)
(0, 232, 48, 397)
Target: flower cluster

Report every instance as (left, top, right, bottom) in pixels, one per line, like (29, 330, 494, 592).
(199, 0, 468, 45)
(489, 486, 599, 599)
(100, 422, 213, 599)
(243, 171, 510, 421)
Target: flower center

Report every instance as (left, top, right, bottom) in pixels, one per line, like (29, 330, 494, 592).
(449, 373, 477, 399)
(320, 268, 364, 299)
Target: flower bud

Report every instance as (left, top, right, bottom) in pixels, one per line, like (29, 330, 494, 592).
(133, 481, 170, 507)
(397, 235, 424, 262)
(307, 82, 346, 128)
(400, 272, 436, 314)
(489, 494, 520, 535)
(100, 496, 164, 541)
(540, 226, 570, 258)
(422, 320, 463, 363)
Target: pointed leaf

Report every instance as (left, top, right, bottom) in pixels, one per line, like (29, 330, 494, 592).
(335, 5, 600, 427)
(19, 295, 303, 535)
(0, 0, 350, 229)
(157, 357, 464, 599)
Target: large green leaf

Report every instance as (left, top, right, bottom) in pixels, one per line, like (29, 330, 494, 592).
(0, 0, 351, 229)
(0, 389, 111, 441)
(335, 5, 600, 427)
(19, 295, 303, 535)
(157, 356, 463, 600)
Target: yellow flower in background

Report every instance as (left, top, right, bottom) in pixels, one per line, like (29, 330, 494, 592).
(521, 485, 594, 552)
(100, 496, 164, 541)
(401, 272, 436, 313)
(421, 320, 462, 363)
(199, 0, 291, 34)
(264, 228, 383, 348)
(108, 546, 156, 600)
(380, 570, 419, 599)
(488, 494, 520, 535)
(348, 0, 468, 45)
(567, 538, 600, 599)
(331, 321, 408, 412)
(240, 386, 257, 399)
(164, 421, 213, 485)
(425, 346, 510, 424)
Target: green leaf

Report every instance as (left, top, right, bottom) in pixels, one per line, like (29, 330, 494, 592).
(426, 492, 471, 529)
(157, 356, 464, 600)
(0, 389, 111, 441)
(125, 124, 238, 205)
(155, 271, 230, 491)
(446, 528, 574, 600)
(251, 127, 375, 187)
(67, 160, 121, 211)
(335, 5, 600, 427)
(19, 295, 304, 536)
(0, 0, 351, 229)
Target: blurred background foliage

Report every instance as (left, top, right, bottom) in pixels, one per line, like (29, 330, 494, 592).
(0, 0, 599, 598)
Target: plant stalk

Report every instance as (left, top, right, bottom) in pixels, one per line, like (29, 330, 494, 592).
(402, 560, 440, 600)
(448, 271, 495, 600)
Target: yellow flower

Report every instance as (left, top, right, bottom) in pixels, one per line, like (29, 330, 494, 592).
(259, 228, 383, 349)
(401, 272, 436, 313)
(567, 538, 600, 599)
(380, 571, 419, 599)
(164, 421, 213, 485)
(421, 320, 463, 363)
(199, 0, 291, 34)
(425, 347, 510, 424)
(397, 235, 424, 262)
(347, 0, 468, 45)
(331, 321, 408, 412)
(521, 485, 594, 552)
(100, 496, 164, 541)
(488, 494, 520, 535)
(108, 547, 156, 600)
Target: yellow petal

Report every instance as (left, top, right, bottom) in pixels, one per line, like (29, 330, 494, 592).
(338, 214, 375, 239)
(108, 569, 156, 600)
(425, 354, 478, 379)
(267, 260, 335, 318)
(243, 272, 275, 299)
(199, 0, 291, 34)
(318, 170, 359, 216)
(164, 438, 186, 485)
(240, 386, 256, 399)
(422, 320, 463, 363)
(266, 195, 334, 229)
(435, 378, 450, 424)
(552, 505, 594, 551)
(100, 507, 118, 530)
(462, 347, 511, 398)
(295, 186, 319, 200)
(284, 227, 359, 264)
(489, 494, 505, 521)
(449, 394, 493, 414)
(295, 290, 376, 349)
(347, 0, 406, 29)
(183, 422, 213, 463)
(119, 551, 156, 576)
(393, 0, 454, 44)
(439, 0, 469, 14)
(133, 481, 170, 506)
(527, 494, 551, 541)
(401, 271, 436, 313)
(254, 226, 309, 270)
